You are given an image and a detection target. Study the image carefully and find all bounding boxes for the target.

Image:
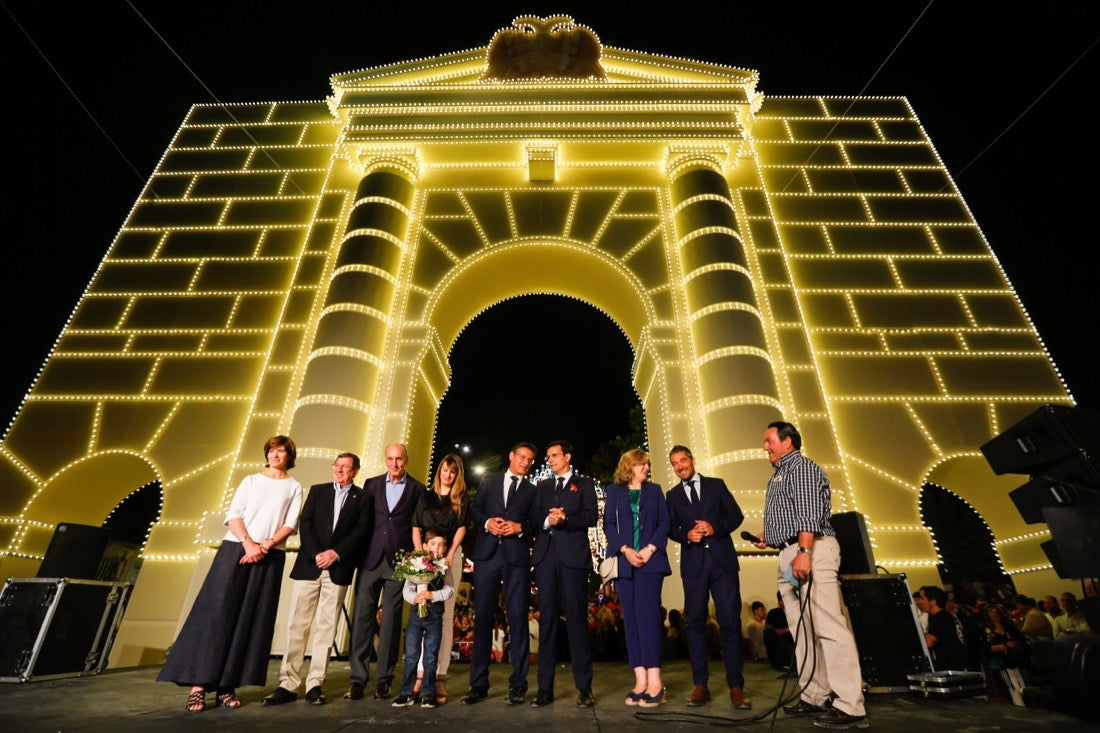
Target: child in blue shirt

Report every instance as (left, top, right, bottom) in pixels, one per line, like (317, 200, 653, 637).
(392, 531, 454, 708)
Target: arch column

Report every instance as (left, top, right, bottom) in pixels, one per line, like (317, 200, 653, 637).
(667, 154, 782, 471)
(289, 159, 418, 470)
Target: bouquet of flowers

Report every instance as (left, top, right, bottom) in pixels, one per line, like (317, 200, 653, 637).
(392, 548, 448, 618)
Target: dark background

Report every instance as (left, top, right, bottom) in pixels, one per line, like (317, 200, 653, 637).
(3, 2, 1098, 470)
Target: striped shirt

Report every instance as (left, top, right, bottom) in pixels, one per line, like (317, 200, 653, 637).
(762, 449, 835, 547)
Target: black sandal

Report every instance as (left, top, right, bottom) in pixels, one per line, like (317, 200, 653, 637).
(185, 689, 205, 712)
(216, 691, 241, 709)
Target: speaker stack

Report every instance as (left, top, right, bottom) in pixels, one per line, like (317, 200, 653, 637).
(980, 404, 1100, 579)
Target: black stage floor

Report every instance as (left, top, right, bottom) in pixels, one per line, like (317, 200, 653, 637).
(2, 657, 1097, 732)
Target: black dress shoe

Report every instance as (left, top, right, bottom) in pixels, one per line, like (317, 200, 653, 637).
(262, 686, 297, 705)
(506, 687, 525, 705)
(577, 688, 595, 708)
(530, 690, 554, 707)
(461, 688, 488, 705)
(344, 682, 364, 700)
(374, 682, 392, 700)
(305, 686, 325, 705)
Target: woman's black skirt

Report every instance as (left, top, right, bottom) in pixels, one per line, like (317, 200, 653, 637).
(156, 540, 284, 689)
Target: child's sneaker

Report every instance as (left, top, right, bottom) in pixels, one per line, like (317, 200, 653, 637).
(392, 694, 415, 707)
(421, 696, 437, 708)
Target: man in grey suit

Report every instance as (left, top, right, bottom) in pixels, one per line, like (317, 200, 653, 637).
(262, 452, 369, 706)
(346, 443, 426, 701)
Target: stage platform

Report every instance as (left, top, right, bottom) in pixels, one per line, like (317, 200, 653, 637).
(1, 657, 1096, 732)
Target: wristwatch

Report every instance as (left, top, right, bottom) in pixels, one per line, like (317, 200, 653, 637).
(797, 546, 812, 554)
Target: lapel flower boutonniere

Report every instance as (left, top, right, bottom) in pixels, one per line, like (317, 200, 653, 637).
(569, 483, 578, 492)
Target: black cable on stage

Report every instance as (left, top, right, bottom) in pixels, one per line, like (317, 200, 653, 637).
(634, 571, 818, 727)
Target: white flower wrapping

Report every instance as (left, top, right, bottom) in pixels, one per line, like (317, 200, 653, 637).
(392, 549, 448, 617)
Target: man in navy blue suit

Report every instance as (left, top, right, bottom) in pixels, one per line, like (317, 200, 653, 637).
(461, 442, 537, 706)
(666, 445, 751, 709)
(346, 443, 425, 701)
(528, 440, 599, 708)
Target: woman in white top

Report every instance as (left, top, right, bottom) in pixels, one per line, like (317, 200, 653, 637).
(158, 435, 303, 712)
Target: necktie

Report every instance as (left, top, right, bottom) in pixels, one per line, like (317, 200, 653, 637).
(506, 475, 518, 507)
(556, 476, 565, 493)
(690, 479, 699, 507)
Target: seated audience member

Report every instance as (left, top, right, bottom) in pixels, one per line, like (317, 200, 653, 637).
(764, 592, 795, 671)
(1013, 595, 1053, 641)
(1053, 592, 1092, 638)
(1040, 594, 1063, 627)
(663, 609, 688, 660)
(923, 586, 969, 672)
(745, 601, 768, 661)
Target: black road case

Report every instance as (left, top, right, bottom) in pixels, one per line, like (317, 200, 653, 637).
(0, 577, 130, 682)
(907, 670, 987, 699)
(840, 573, 933, 692)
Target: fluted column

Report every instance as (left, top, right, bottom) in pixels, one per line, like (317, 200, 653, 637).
(667, 155, 782, 468)
(289, 162, 417, 461)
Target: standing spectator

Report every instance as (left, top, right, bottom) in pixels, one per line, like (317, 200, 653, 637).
(913, 591, 930, 632)
(411, 453, 470, 704)
(924, 586, 969, 671)
(603, 448, 671, 706)
(745, 602, 768, 662)
(978, 603, 1029, 705)
(666, 445, 750, 709)
(158, 435, 303, 712)
(529, 609, 540, 663)
(347, 443, 426, 701)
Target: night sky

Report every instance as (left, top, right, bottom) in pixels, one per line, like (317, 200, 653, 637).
(3, 2, 1098, 467)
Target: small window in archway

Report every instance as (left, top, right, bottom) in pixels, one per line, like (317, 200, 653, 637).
(919, 482, 1015, 605)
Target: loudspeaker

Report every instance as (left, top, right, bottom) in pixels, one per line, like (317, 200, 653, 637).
(1010, 475, 1098, 524)
(832, 511, 876, 575)
(1040, 494, 1100, 579)
(840, 573, 932, 692)
(36, 523, 111, 580)
(980, 404, 1100, 475)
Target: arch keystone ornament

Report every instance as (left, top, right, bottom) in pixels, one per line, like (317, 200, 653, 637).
(0, 16, 1073, 667)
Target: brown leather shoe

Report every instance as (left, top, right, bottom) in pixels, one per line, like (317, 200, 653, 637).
(729, 687, 752, 709)
(686, 684, 711, 706)
(344, 682, 364, 700)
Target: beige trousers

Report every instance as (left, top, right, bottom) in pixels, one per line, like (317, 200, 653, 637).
(779, 536, 866, 717)
(279, 570, 348, 691)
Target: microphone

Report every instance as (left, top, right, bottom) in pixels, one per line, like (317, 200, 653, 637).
(740, 531, 760, 543)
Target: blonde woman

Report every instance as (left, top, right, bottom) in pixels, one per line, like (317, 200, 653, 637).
(411, 453, 470, 703)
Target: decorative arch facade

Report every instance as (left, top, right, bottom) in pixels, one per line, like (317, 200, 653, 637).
(0, 17, 1071, 666)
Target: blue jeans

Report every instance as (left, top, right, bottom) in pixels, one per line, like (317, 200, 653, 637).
(400, 604, 442, 697)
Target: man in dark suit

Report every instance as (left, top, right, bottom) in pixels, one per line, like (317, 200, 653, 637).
(346, 443, 425, 701)
(666, 444, 751, 709)
(262, 452, 369, 706)
(461, 441, 537, 706)
(528, 440, 599, 708)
